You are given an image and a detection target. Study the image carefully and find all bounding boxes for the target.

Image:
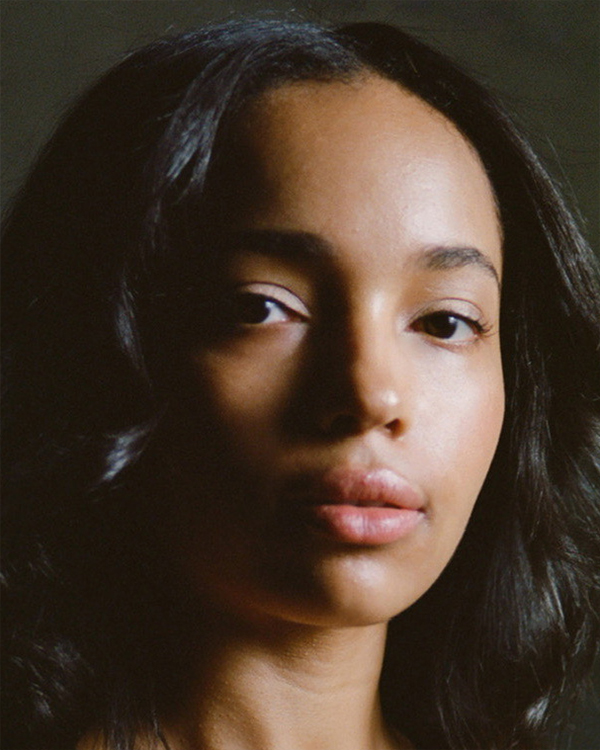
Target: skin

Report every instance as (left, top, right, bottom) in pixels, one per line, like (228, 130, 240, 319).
(151, 75, 504, 750)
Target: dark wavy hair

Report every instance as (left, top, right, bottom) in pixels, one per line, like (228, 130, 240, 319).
(2, 18, 599, 750)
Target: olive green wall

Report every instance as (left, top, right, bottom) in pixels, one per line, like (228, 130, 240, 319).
(1, 2, 599, 747)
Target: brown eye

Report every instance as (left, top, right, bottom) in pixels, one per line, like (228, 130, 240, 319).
(415, 312, 481, 341)
(233, 293, 277, 324)
(232, 292, 300, 326)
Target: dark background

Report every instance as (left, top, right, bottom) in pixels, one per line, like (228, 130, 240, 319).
(2, 0, 599, 257)
(1, 2, 599, 747)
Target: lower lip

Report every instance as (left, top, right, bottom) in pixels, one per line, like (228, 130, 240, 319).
(302, 504, 424, 545)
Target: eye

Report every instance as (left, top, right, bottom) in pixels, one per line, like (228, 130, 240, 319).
(232, 293, 293, 325)
(229, 286, 309, 327)
(413, 311, 484, 342)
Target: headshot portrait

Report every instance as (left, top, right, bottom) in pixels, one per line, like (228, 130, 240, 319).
(2, 3, 599, 749)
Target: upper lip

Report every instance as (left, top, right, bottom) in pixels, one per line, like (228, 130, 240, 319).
(286, 466, 425, 510)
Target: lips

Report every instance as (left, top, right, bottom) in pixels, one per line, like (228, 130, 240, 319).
(289, 467, 426, 545)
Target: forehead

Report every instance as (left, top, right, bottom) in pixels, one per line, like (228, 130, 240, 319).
(253, 74, 464, 144)
(242, 75, 493, 189)
(222, 75, 502, 278)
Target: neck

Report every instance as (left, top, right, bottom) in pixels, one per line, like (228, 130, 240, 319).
(162, 611, 409, 750)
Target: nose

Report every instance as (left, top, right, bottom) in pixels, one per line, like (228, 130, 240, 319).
(313, 314, 406, 440)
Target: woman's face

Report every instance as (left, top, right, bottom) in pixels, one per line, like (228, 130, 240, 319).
(173, 76, 504, 628)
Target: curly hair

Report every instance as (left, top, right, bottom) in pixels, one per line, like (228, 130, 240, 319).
(2, 19, 599, 750)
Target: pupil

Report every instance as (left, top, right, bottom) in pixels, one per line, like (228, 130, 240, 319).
(235, 293, 271, 324)
(428, 313, 458, 338)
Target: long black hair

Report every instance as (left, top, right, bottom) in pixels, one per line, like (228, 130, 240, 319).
(2, 18, 599, 750)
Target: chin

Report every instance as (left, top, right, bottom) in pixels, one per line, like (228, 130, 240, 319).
(253, 548, 444, 629)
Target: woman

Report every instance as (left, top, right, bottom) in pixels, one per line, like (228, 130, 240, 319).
(2, 18, 599, 750)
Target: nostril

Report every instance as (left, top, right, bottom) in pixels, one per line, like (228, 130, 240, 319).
(320, 413, 404, 439)
(384, 418, 403, 438)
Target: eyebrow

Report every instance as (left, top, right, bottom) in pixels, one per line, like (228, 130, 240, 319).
(416, 245, 501, 287)
(224, 229, 500, 286)
(223, 229, 330, 264)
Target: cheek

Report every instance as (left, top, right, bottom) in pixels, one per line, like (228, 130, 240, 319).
(423, 343, 504, 450)
(462, 363, 505, 466)
(191, 343, 300, 457)
(424, 359, 505, 530)
(435, 374, 504, 460)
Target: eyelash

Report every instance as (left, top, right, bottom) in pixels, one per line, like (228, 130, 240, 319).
(229, 291, 491, 344)
(411, 310, 490, 343)
(230, 292, 307, 326)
